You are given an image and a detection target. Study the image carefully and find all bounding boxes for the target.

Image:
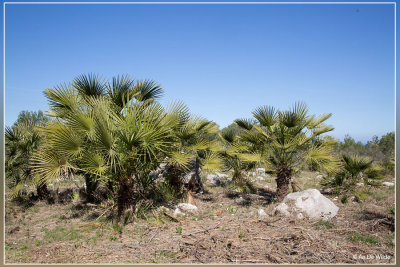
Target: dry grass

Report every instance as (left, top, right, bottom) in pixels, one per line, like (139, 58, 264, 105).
(5, 171, 395, 264)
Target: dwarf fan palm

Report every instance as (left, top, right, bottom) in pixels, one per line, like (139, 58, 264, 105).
(165, 112, 222, 199)
(5, 111, 49, 199)
(32, 74, 191, 216)
(218, 128, 258, 192)
(321, 154, 384, 197)
(235, 102, 338, 201)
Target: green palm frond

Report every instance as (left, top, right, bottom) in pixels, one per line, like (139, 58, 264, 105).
(234, 118, 254, 130)
(73, 73, 107, 97)
(44, 122, 83, 157)
(165, 151, 193, 169)
(291, 101, 308, 121)
(44, 84, 79, 117)
(219, 130, 236, 144)
(200, 152, 223, 171)
(252, 106, 277, 127)
(307, 113, 332, 129)
(31, 150, 74, 184)
(312, 124, 335, 136)
(134, 80, 164, 101)
(304, 144, 340, 173)
(107, 74, 137, 108)
(81, 151, 107, 177)
(164, 100, 190, 127)
(342, 154, 372, 177)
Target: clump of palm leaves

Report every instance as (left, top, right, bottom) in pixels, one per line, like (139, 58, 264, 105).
(321, 154, 384, 202)
(31, 73, 223, 217)
(164, 115, 222, 197)
(5, 111, 49, 199)
(218, 129, 257, 193)
(235, 102, 339, 201)
(31, 74, 194, 216)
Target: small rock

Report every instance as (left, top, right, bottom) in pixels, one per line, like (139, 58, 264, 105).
(176, 203, 198, 213)
(173, 208, 185, 217)
(296, 213, 304, 220)
(206, 174, 222, 186)
(383, 182, 395, 187)
(235, 196, 248, 205)
(274, 202, 290, 216)
(258, 209, 267, 217)
(157, 206, 170, 213)
(356, 182, 364, 186)
(256, 168, 265, 176)
(316, 175, 323, 179)
(321, 188, 333, 194)
(215, 172, 228, 178)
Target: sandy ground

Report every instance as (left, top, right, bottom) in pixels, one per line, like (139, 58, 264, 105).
(5, 171, 395, 264)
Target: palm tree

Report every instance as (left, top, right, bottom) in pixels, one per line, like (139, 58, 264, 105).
(5, 111, 49, 199)
(165, 114, 222, 201)
(321, 154, 384, 197)
(218, 128, 258, 192)
(32, 74, 191, 217)
(235, 102, 338, 201)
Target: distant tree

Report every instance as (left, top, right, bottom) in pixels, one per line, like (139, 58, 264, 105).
(378, 132, 394, 155)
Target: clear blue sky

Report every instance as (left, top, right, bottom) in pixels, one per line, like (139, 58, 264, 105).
(4, 2, 395, 142)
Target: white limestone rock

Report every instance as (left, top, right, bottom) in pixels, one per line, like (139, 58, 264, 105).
(206, 174, 222, 186)
(258, 208, 267, 218)
(256, 168, 265, 176)
(274, 189, 339, 220)
(176, 203, 198, 213)
(215, 172, 228, 178)
(297, 213, 304, 220)
(383, 182, 395, 187)
(173, 208, 185, 217)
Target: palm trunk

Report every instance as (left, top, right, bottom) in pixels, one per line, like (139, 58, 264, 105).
(276, 164, 292, 202)
(36, 182, 49, 200)
(84, 174, 97, 203)
(117, 177, 135, 218)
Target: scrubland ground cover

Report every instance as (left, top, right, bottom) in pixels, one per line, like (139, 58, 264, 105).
(5, 170, 394, 264)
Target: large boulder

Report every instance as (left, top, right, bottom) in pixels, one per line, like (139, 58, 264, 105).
(274, 189, 339, 220)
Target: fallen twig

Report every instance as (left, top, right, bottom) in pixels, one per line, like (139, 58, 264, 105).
(182, 222, 221, 237)
(96, 205, 114, 221)
(254, 234, 297, 242)
(258, 217, 281, 226)
(163, 211, 181, 223)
